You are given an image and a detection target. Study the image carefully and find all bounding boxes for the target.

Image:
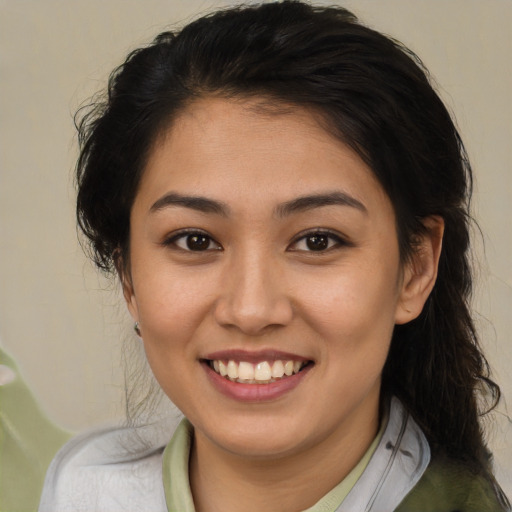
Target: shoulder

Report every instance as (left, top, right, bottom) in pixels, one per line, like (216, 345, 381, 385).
(38, 415, 180, 512)
(395, 451, 510, 512)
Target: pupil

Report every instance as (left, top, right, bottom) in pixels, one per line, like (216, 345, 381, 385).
(306, 234, 328, 251)
(187, 234, 210, 251)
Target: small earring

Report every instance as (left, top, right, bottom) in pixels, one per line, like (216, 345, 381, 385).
(134, 321, 141, 337)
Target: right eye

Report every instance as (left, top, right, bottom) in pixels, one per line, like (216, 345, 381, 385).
(165, 231, 222, 252)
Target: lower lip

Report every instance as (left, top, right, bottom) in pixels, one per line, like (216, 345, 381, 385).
(203, 362, 313, 402)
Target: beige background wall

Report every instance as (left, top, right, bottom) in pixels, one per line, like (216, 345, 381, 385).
(1, 0, 511, 495)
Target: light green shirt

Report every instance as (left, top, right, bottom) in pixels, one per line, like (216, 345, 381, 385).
(162, 419, 383, 512)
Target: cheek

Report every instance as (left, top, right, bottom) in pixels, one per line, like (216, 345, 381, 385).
(302, 266, 399, 401)
(297, 259, 401, 341)
(132, 271, 212, 405)
(128, 247, 217, 353)
(136, 277, 211, 338)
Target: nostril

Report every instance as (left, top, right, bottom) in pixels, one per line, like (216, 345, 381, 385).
(213, 293, 293, 335)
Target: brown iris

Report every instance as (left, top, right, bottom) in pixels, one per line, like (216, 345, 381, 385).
(306, 234, 329, 251)
(186, 234, 211, 251)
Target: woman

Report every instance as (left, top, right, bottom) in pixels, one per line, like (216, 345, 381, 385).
(39, 1, 510, 510)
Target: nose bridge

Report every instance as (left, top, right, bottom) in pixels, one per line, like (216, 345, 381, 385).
(215, 243, 292, 334)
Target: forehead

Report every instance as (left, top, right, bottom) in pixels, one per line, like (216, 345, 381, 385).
(136, 97, 391, 217)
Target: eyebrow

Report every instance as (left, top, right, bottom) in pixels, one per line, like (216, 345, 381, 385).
(275, 192, 367, 217)
(149, 190, 366, 217)
(150, 193, 230, 216)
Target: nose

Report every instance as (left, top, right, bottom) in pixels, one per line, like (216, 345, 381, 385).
(213, 250, 293, 336)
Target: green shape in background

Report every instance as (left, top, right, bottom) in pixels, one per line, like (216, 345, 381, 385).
(0, 347, 72, 512)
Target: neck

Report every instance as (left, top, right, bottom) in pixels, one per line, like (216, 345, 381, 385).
(189, 408, 380, 512)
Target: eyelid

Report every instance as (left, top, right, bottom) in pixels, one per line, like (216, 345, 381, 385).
(161, 227, 348, 252)
(162, 228, 222, 251)
(287, 228, 349, 252)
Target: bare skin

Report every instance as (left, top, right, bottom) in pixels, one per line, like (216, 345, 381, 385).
(190, 386, 381, 512)
(123, 97, 443, 512)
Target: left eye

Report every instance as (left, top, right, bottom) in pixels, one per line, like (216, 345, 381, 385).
(290, 232, 343, 252)
(170, 232, 222, 252)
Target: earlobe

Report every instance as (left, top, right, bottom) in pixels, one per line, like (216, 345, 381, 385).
(395, 216, 444, 325)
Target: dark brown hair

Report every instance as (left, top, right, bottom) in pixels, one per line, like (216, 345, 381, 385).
(76, 0, 502, 481)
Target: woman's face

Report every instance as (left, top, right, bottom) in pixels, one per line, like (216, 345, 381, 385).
(125, 97, 421, 459)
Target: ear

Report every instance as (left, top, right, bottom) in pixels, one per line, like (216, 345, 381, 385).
(395, 216, 444, 325)
(114, 249, 139, 322)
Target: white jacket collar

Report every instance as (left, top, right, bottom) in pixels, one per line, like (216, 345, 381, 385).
(337, 396, 430, 511)
(39, 397, 429, 512)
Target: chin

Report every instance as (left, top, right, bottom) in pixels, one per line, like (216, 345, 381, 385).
(198, 414, 317, 459)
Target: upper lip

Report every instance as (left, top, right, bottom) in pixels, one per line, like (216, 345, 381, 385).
(202, 349, 311, 364)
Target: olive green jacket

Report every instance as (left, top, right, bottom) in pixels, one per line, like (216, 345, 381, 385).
(396, 453, 509, 512)
(39, 395, 509, 512)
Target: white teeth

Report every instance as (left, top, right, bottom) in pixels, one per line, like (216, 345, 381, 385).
(227, 360, 238, 379)
(211, 359, 307, 383)
(271, 360, 285, 378)
(238, 361, 254, 380)
(284, 360, 294, 376)
(254, 361, 272, 381)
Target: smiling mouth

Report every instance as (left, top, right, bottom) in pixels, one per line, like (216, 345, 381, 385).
(207, 359, 311, 384)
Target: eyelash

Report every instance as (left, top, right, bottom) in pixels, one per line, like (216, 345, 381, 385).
(163, 229, 222, 252)
(288, 229, 348, 253)
(162, 229, 348, 253)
